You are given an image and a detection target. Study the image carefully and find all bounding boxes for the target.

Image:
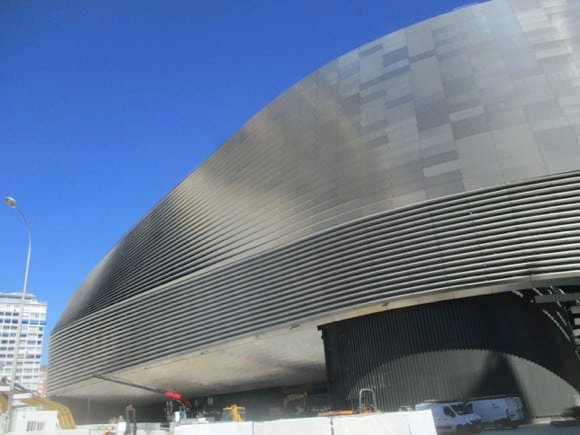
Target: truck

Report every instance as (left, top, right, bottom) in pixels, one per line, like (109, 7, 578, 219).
(415, 400, 482, 433)
(465, 395, 524, 429)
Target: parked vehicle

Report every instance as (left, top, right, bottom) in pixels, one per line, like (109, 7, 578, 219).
(415, 401, 482, 433)
(465, 395, 524, 429)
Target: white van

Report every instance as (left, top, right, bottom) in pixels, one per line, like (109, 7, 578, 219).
(465, 396, 524, 428)
(415, 401, 482, 433)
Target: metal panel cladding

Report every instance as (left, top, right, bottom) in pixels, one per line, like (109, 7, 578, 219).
(49, 0, 580, 394)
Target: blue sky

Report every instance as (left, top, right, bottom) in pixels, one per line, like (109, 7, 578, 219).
(1, 0, 476, 363)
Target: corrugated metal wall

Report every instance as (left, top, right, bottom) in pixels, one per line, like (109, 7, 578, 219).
(320, 293, 580, 418)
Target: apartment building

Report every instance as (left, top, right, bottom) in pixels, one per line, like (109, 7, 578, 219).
(0, 293, 46, 392)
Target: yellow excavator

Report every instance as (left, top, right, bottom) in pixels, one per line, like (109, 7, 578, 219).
(0, 377, 76, 430)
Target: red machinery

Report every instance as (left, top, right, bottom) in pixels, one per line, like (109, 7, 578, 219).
(93, 373, 193, 421)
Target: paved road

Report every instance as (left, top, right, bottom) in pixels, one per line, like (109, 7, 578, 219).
(483, 423, 579, 435)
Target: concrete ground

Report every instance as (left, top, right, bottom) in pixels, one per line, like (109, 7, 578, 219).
(483, 423, 579, 435)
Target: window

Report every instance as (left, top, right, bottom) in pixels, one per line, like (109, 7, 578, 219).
(451, 403, 469, 415)
(443, 406, 455, 418)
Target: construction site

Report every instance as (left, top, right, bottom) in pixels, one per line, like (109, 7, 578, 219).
(3, 0, 580, 433)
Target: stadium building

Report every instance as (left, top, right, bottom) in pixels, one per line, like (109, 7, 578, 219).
(49, 0, 580, 423)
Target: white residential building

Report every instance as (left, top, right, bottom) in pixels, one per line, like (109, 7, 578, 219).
(0, 293, 46, 392)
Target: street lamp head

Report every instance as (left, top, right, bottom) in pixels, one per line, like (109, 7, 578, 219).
(4, 196, 17, 208)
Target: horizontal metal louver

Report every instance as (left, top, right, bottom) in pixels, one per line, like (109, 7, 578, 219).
(48, 171, 580, 392)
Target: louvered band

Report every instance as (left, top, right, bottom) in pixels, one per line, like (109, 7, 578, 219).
(48, 171, 580, 393)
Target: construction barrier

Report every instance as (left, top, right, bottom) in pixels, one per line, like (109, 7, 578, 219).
(333, 412, 411, 435)
(407, 409, 438, 434)
(175, 411, 435, 435)
(175, 421, 253, 435)
(254, 417, 331, 435)
(7, 411, 436, 435)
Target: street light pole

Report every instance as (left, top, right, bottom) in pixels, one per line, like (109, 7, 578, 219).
(3, 197, 32, 434)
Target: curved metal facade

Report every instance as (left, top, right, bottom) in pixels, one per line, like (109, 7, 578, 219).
(49, 0, 580, 396)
